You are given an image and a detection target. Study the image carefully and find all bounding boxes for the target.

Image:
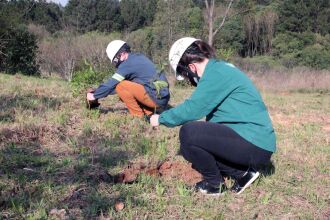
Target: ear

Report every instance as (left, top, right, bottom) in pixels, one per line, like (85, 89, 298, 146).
(188, 63, 196, 72)
(120, 52, 129, 61)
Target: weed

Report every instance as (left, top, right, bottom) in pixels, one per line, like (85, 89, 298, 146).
(26, 208, 47, 220)
(155, 182, 166, 197)
(87, 109, 100, 120)
(136, 137, 153, 155)
(70, 61, 111, 96)
(261, 192, 273, 204)
(138, 173, 155, 188)
(82, 121, 93, 136)
(156, 139, 168, 161)
(176, 181, 191, 197)
(54, 111, 70, 126)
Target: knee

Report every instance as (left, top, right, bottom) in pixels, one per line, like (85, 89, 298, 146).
(180, 123, 193, 143)
(179, 122, 197, 154)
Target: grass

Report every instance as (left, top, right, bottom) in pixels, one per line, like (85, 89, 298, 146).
(0, 73, 329, 219)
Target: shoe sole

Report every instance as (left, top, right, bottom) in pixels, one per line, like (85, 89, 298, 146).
(236, 171, 260, 195)
(199, 189, 222, 196)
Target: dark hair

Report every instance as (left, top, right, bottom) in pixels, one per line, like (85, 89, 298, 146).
(118, 43, 131, 54)
(112, 43, 131, 67)
(179, 40, 215, 67)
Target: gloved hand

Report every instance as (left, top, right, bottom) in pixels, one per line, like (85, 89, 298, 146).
(86, 88, 100, 109)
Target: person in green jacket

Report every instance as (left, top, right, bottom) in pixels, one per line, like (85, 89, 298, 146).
(150, 37, 276, 195)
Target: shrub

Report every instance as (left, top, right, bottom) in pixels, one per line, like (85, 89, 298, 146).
(70, 61, 113, 96)
(1, 26, 39, 75)
(280, 53, 299, 69)
(298, 44, 330, 69)
(234, 56, 283, 73)
(216, 48, 235, 62)
(272, 32, 330, 69)
(126, 27, 154, 59)
(272, 33, 305, 57)
(38, 31, 119, 80)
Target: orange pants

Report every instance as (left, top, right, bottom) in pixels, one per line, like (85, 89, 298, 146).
(115, 80, 157, 117)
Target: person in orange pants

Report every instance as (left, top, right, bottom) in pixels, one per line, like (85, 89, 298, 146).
(115, 80, 157, 116)
(86, 40, 170, 117)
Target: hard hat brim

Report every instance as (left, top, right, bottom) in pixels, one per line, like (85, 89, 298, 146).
(168, 37, 198, 75)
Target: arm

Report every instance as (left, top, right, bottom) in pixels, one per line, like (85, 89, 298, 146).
(93, 73, 125, 99)
(159, 72, 235, 127)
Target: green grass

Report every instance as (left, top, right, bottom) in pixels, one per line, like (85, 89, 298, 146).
(0, 73, 329, 219)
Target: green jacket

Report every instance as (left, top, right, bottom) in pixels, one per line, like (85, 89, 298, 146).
(159, 59, 276, 153)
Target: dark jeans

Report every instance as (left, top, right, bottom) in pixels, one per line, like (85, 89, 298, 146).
(179, 121, 272, 186)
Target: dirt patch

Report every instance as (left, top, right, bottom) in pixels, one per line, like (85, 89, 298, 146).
(114, 161, 202, 186)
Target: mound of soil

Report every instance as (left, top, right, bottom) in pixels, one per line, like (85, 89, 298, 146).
(114, 161, 202, 186)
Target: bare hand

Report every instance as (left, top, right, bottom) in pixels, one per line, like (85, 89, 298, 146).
(150, 114, 160, 127)
(86, 92, 96, 101)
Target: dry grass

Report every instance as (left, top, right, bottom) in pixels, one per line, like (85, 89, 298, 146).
(0, 72, 329, 219)
(37, 32, 120, 79)
(249, 67, 330, 92)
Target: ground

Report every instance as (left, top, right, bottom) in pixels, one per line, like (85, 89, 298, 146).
(0, 73, 329, 219)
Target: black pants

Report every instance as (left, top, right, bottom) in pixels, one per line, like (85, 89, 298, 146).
(179, 121, 273, 186)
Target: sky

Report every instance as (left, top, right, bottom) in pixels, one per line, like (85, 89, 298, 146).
(49, 0, 68, 6)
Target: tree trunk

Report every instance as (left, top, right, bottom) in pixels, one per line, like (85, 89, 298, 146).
(205, 0, 233, 46)
(205, 0, 214, 46)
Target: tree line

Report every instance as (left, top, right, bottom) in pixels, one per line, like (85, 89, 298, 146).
(0, 0, 329, 76)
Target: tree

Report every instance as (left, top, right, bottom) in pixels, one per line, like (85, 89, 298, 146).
(1, 26, 39, 75)
(278, 0, 330, 35)
(151, 0, 203, 65)
(0, 0, 64, 33)
(213, 16, 244, 54)
(0, 1, 39, 75)
(0, 1, 20, 64)
(127, 27, 154, 58)
(27, 0, 63, 33)
(120, 0, 158, 31)
(204, 0, 234, 46)
(64, 0, 121, 33)
(95, 0, 122, 32)
(243, 8, 278, 57)
(64, 0, 97, 32)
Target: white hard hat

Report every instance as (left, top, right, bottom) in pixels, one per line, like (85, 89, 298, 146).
(106, 40, 126, 62)
(169, 37, 198, 73)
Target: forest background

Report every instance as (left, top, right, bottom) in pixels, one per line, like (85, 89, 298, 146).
(1, 0, 329, 84)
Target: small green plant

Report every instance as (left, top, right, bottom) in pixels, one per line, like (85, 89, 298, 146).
(155, 182, 166, 196)
(70, 60, 112, 96)
(54, 111, 70, 126)
(139, 173, 154, 188)
(153, 80, 168, 98)
(26, 208, 47, 220)
(82, 121, 93, 136)
(261, 192, 273, 204)
(176, 181, 191, 197)
(137, 137, 153, 155)
(156, 140, 168, 161)
(87, 108, 100, 120)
